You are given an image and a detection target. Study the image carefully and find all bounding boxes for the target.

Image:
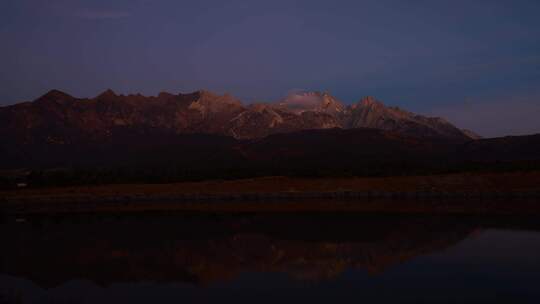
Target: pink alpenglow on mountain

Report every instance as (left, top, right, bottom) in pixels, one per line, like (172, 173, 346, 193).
(0, 89, 478, 144)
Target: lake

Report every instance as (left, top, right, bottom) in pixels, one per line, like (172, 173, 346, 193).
(1, 211, 540, 303)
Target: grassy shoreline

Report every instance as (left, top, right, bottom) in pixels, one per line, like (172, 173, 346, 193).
(2, 171, 540, 214)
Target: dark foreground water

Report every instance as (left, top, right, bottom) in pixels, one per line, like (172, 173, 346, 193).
(1, 211, 540, 303)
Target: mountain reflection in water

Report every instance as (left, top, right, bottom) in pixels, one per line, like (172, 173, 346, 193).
(1, 211, 540, 303)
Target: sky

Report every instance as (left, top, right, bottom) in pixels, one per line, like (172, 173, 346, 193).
(1, 0, 539, 137)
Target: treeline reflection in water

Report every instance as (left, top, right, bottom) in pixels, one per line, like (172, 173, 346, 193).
(1, 210, 540, 303)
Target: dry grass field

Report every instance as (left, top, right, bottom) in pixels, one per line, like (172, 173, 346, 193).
(3, 171, 540, 198)
(1, 171, 540, 215)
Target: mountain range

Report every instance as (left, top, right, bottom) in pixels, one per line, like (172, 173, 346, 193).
(0, 89, 479, 145)
(1, 89, 539, 185)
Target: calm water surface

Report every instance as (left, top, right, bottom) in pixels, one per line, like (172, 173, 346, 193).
(1, 211, 540, 303)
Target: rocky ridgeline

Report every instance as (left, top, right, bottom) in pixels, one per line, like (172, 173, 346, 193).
(0, 89, 478, 143)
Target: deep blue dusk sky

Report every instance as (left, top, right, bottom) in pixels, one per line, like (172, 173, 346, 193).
(1, 0, 539, 136)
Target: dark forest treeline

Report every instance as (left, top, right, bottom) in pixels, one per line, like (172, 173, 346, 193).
(1, 128, 540, 188)
(1, 160, 539, 189)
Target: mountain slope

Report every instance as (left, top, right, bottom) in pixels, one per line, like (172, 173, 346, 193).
(346, 96, 469, 139)
(1, 127, 539, 186)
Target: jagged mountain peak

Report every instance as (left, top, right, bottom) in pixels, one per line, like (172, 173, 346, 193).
(356, 96, 384, 108)
(96, 89, 118, 99)
(193, 90, 240, 104)
(36, 89, 74, 104)
(188, 90, 243, 115)
(157, 92, 175, 99)
(360, 95, 377, 104)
